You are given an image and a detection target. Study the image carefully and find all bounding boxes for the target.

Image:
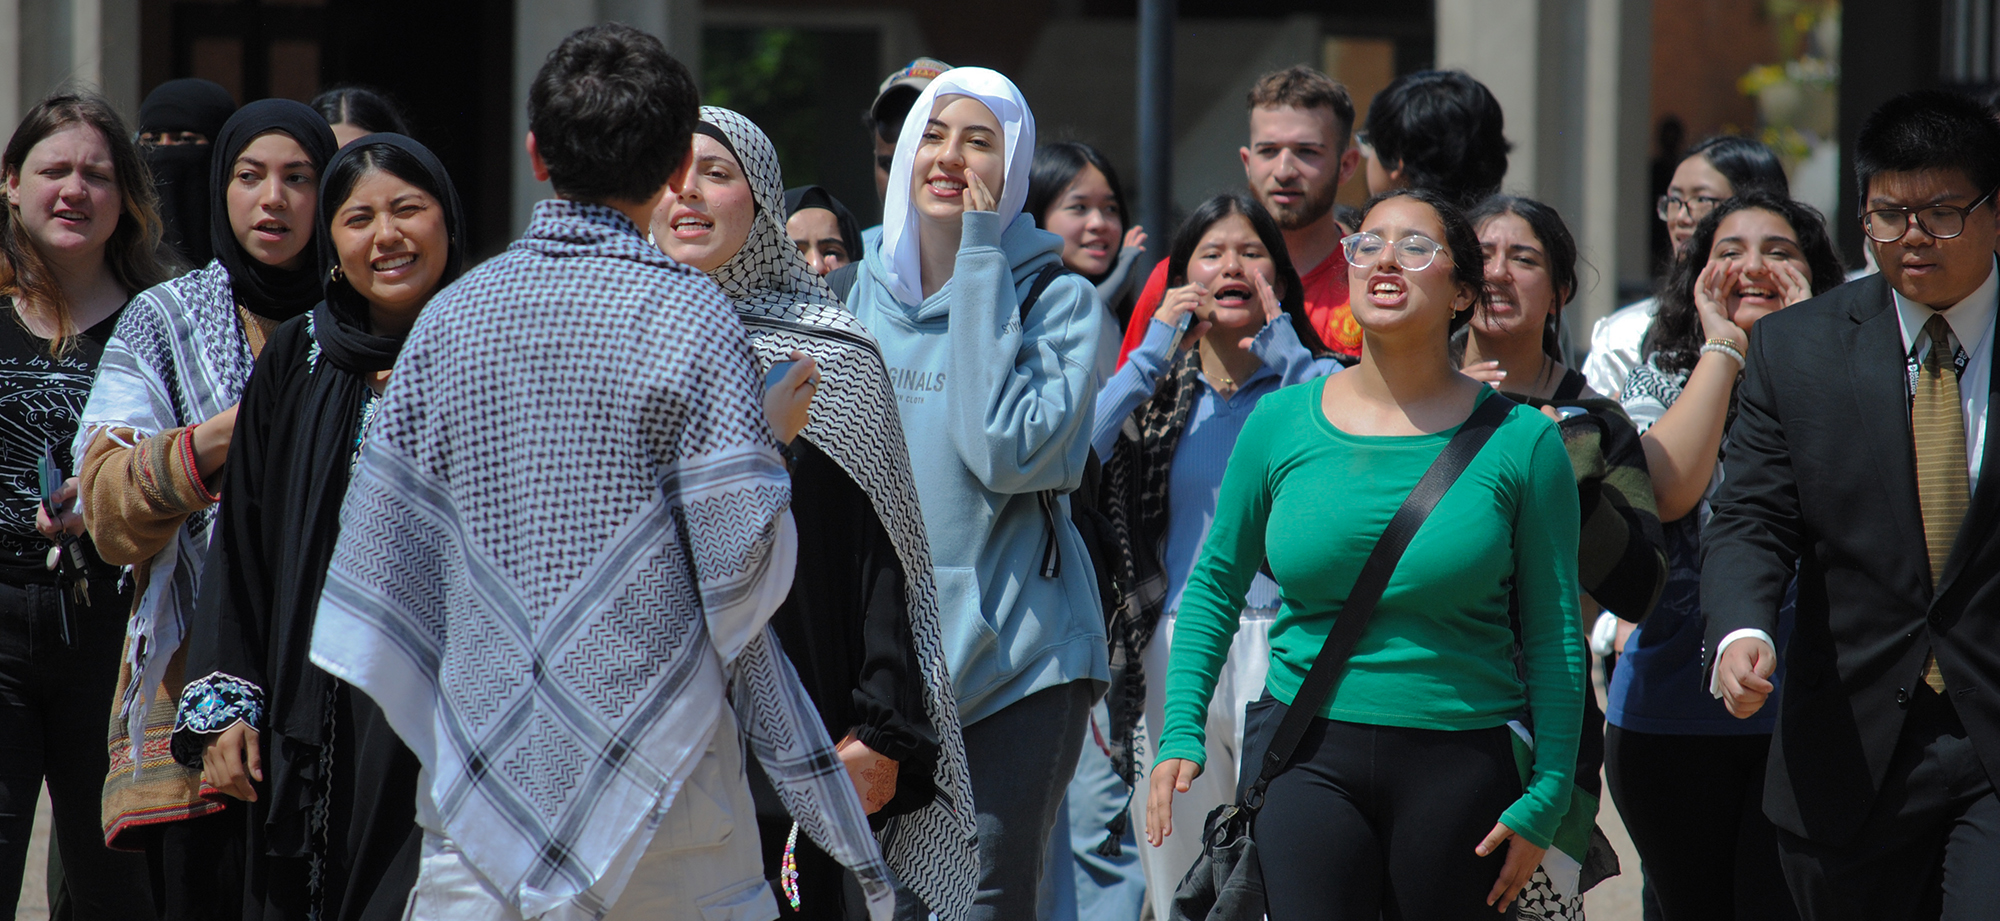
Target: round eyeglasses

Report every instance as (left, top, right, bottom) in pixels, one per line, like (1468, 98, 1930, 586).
(1860, 187, 1998, 243)
(1657, 194, 1722, 222)
(1342, 232, 1446, 272)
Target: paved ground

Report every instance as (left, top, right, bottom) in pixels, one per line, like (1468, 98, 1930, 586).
(11, 669, 1650, 921)
(15, 784, 50, 921)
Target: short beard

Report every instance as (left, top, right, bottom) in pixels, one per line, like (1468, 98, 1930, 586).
(1260, 179, 1339, 232)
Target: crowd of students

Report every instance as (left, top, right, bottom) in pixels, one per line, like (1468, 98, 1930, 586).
(0, 18, 1993, 921)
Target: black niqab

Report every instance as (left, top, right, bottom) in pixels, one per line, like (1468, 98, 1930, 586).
(784, 185, 863, 263)
(209, 99, 337, 321)
(139, 79, 236, 268)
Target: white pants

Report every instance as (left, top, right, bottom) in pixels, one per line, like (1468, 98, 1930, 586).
(403, 707, 776, 921)
(1131, 607, 1274, 921)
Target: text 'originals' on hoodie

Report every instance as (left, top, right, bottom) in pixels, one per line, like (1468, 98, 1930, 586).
(848, 209, 1113, 726)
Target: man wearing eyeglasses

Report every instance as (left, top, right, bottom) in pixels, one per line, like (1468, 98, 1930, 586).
(1705, 90, 2000, 920)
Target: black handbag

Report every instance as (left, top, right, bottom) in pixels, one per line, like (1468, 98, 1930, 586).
(1169, 393, 1515, 921)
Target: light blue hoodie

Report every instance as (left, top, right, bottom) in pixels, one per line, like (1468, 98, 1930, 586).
(849, 209, 1111, 726)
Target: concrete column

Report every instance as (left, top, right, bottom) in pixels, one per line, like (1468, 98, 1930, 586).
(511, 0, 702, 235)
(3, 0, 137, 125)
(1436, 0, 1652, 350)
(0, 0, 19, 134)
(1580, 0, 1653, 331)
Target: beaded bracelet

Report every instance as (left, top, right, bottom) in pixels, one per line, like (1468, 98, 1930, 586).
(781, 823, 802, 911)
(1700, 337, 1746, 368)
(183, 422, 221, 504)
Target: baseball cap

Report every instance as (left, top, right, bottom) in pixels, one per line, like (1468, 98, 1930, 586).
(870, 57, 953, 128)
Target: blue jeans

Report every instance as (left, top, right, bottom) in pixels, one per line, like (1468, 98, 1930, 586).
(1039, 699, 1145, 921)
(962, 680, 1096, 921)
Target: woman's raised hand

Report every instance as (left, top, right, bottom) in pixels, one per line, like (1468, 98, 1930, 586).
(1156, 283, 1213, 351)
(1772, 260, 1815, 308)
(1238, 271, 1287, 349)
(1123, 225, 1148, 256)
(1145, 757, 1202, 847)
(1462, 360, 1508, 388)
(964, 170, 997, 214)
(1693, 260, 1749, 352)
(1476, 820, 1547, 913)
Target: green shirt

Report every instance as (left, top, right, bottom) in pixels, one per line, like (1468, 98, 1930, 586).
(1159, 381, 1585, 848)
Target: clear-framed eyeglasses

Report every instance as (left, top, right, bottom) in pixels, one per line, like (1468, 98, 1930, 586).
(1656, 194, 1723, 221)
(1860, 187, 1999, 243)
(1341, 232, 1446, 272)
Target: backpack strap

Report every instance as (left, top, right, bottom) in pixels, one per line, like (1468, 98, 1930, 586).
(825, 262, 859, 303)
(1020, 261, 1073, 577)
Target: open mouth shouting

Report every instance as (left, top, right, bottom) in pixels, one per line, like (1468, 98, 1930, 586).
(1211, 282, 1255, 307)
(667, 208, 713, 240)
(1733, 280, 1779, 307)
(1366, 273, 1409, 307)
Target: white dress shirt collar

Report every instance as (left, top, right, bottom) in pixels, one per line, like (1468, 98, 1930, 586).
(1893, 256, 2000, 355)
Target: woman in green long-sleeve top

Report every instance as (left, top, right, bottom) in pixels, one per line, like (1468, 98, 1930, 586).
(1143, 187, 1586, 920)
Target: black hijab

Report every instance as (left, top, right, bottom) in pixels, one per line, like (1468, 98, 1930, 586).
(182, 133, 462, 866)
(313, 133, 466, 374)
(138, 79, 236, 269)
(209, 99, 337, 320)
(783, 185, 863, 263)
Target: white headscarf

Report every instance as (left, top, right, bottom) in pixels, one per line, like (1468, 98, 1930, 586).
(878, 67, 1036, 307)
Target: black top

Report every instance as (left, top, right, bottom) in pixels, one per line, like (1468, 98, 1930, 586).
(1702, 272, 2000, 844)
(768, 436, 940, 819)
(0, 304, 120, 580)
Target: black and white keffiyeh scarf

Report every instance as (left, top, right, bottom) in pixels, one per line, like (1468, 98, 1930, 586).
(1098, 346, 1204, 785)
(700, 105, 979, 921)
(310, 200, 892, 920)
(76, 259, 259, 755)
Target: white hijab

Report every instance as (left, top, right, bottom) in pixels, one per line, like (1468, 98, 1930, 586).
(878, 66, 1036, 307)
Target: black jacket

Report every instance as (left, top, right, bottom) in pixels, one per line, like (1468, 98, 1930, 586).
(1701, 272, 2000, 846)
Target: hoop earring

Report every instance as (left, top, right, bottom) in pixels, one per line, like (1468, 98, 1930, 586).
(329, 265, 344, 283)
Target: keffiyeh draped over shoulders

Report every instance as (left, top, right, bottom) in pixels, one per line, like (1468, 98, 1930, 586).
(309, 200, 892, 920)
(703, 105, 979, 921)
(75, 259, 258, 750)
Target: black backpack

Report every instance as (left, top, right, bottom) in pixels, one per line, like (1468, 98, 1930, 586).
(1015, 264, 1122, 625)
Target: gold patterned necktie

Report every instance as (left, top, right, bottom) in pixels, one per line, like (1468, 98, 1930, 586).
(1912, 313, 1967, 694)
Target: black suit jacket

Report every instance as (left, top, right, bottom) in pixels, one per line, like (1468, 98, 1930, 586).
(1702, 272, 2000, 846)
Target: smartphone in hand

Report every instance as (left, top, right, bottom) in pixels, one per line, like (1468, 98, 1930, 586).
(764, 360, 798, 391)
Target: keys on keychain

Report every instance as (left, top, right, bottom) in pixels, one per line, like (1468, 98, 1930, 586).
(38, 444, 85, 648)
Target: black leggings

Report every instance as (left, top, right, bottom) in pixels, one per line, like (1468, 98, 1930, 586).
(1246, 700, 1522, 921)
(1603, 725, 1798, 921)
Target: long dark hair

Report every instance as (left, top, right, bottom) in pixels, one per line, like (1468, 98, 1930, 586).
(1166, 191, 1328, 354)
(1025, 141, 1129, 265)
(312, 86, 411, 136)
(317, 136, 466, 318)
(1644, 190, 1846, 376)
(1357, 186, 1486, 335)
(1467, 194, 1580, 361)
(1681, 135, 1790, 199)
(0, 91, 172, 355)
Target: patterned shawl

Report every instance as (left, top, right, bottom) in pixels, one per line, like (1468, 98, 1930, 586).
(310, 200, 891, 920)
(699, 105, 978, 921)
(74, 260, 259, 756)
(1098, 346, 1202, 784)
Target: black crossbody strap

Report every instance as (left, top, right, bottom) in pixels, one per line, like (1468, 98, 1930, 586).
(1245, 392, 1516, 806)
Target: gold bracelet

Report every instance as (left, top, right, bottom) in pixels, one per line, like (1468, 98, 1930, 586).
(1699, 338, 1746, 367)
